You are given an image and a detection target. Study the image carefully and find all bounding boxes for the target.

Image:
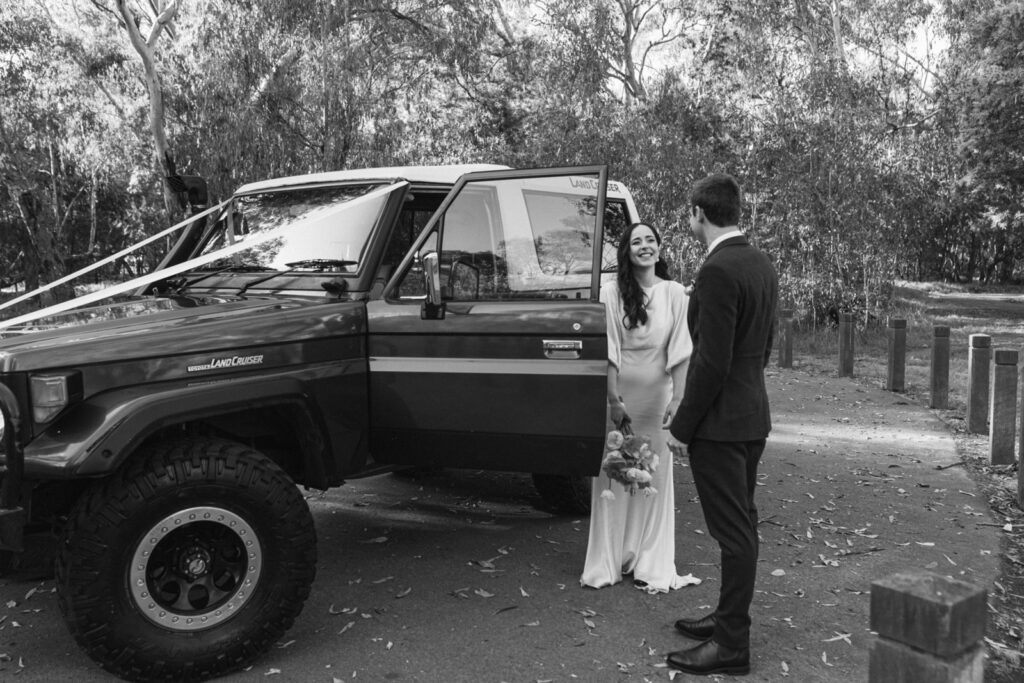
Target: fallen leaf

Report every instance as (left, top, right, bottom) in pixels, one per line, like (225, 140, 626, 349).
(338, 621, 355, 635)
(264, 668, 282, 675)
(494, 605, 518, 614)
(521, 621, 540, 627)
(395, 587, 412, 598)
(24, 588, 37, 600)
(386, 641, 393, 650)
(823, 632, 852, 645)
(372, 576, 394, 584)
(277, 640, 295, 649)
(915, 542, 935, 547)
(771, 569, 786, 577)
(328, 604, 356, 615)
(359, 536, 389, 544)
(520, 587, 530, 597)
(474, 588, 494, 598)
(583, 618, 596, 629)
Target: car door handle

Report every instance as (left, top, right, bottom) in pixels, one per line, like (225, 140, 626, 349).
(543, 339, 582, 360)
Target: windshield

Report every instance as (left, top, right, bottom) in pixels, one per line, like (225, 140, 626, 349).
(193, 183, 387, 272)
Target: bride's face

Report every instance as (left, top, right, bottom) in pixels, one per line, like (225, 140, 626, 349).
(628, 225, 660, 269)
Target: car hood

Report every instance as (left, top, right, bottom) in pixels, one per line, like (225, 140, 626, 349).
(0, 294, 365, 372)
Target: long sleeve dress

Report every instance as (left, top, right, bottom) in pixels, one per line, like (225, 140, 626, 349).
(580, 279, 701, 593)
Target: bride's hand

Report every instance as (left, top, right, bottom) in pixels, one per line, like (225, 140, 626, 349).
(610, 400, 628, 428)
(662, 398, 681, 428)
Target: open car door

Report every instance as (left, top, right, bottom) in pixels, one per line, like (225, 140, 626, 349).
(366, 166, 610, 476)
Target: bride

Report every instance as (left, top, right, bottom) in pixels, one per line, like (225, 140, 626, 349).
(580, 222, 699, 593)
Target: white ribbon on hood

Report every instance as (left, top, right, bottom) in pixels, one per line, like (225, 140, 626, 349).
(0, 182, 407, 331)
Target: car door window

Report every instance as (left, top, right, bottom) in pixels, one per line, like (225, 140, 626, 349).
(392, 173, 607, 301)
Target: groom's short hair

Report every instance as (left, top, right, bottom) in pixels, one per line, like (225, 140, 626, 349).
(691, 174, 742, 228)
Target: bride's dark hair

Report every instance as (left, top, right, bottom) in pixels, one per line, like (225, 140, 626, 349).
(616, 222, 672, 330)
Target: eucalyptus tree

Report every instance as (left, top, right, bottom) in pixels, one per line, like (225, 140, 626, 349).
(0, 4, 107, 300)
(939, 0, 1024, 282)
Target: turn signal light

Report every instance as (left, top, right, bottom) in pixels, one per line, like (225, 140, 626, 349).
(30, 372, 81, 424)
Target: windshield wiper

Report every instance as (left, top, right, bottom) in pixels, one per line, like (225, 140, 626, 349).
(233, 259, 359, 297)
(166, 263, 268, 294)
(236, 268, 297, 297)
(285, 259, 358, 271)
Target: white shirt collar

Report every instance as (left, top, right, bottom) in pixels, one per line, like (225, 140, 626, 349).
(707, 230, 744, 254)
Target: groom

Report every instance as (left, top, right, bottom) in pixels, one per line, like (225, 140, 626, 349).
(666, 173, 778, 676)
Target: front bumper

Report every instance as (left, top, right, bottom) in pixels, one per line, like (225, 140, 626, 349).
(0, 384, 25, 552)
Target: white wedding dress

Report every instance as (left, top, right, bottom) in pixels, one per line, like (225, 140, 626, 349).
(580, 279, 701, 593)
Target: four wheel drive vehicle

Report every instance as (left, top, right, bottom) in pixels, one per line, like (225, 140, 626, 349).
(0, 164, 639, 681)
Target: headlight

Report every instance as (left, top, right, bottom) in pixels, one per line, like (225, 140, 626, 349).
(29, 372, 82, 424)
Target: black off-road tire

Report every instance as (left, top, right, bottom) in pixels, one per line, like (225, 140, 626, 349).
(532, 473, 591, 514)
(56, 438, 317, 682)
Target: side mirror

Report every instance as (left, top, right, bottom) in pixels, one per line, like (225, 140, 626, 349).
(420, 252, 445, 320)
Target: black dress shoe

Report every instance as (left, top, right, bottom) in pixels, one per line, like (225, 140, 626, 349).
(674, 613, 716, 640)
(666, 639, 750, 676)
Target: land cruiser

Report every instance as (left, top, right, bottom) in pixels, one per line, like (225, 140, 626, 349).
(0, 164, 638, 680)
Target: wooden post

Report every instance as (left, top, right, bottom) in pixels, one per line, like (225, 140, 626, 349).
(778, 308, 793, 369)
(1020, 379, 1024, 509)
(966, 334, 991, 434)
(930, 326, 950, 409)
(886, 318, 907, 392)
(869, 572, 987, 683)
(990, 349, 1019, 466)
(838, 312, 854, 378)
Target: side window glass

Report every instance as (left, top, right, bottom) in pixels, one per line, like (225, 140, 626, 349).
(390, 173, 605, 302)
(451, 175, 604, 301)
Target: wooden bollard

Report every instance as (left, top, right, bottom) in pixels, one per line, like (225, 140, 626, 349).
(778, 308, 793, 369)
(966, 334, 991, 434)
(930, 326, 950, 409)
(886, 318, 907, 392)
(990, 349, 1019, 465)
(869, 572, 987, 683)
(1020, 385, 1024, 509)
(838, 312, 854, 377)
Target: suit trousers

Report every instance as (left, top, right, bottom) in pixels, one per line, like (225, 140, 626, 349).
(689, 437, 765, 649)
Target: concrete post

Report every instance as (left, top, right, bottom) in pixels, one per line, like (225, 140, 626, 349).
(778, 308, 793, 369)
(966, 334, 991, 434)
(838, 312, 854, 378)
(930, 326, 950, 410)
(886, 318, 907, 392)
(869, 572, 987, 683)
(990, 349, 1019, 466)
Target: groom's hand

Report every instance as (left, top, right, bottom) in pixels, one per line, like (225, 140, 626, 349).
(666, 432, 687, 456)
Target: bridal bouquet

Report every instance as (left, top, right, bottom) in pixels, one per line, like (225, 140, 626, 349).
(600, 423, 659, 499)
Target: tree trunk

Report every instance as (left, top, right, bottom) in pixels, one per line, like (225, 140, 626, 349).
(16, 191, 68, 306)
(115, 0, 181, 223)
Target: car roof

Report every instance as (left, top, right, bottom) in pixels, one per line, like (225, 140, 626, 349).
(235, 164, 511, 194)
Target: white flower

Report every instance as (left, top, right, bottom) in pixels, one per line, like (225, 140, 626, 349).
(625, 467, 641, 481)
(606, 431, 625, 449)
(643, 487, 658, 496)
(601, 489, 616, 501)
(634, 470, 653, 484)
(650, 453, 660, 471)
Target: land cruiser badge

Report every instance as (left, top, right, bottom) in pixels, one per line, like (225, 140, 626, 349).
(187, 354, 265, 373)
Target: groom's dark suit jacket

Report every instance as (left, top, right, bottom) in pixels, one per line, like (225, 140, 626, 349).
(670, 235, 778, 443)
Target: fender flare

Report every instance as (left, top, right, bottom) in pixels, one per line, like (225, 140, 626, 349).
(26, 377, 330, 478)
